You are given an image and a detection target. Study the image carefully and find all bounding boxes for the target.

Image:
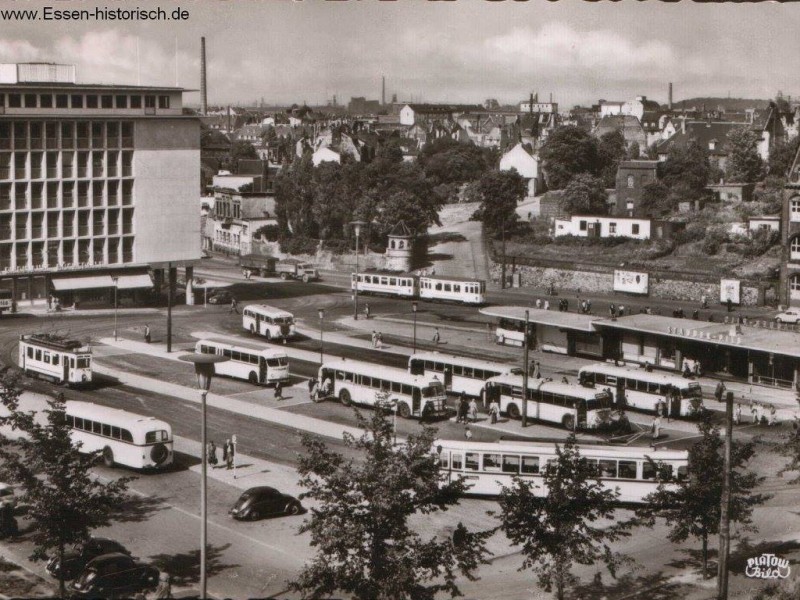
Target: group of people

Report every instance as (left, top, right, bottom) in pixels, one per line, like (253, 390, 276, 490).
(308, 376, 333, 401)
(242, 268, 253, 280)
(206, 439, 236, 470)
(609, 303, 626, 318)
(455, 392, 501, 426)
(734, 401, 778, 426)
(534, 298, 551, 311)
(370, 330, 384, 349)
(682, 359, 702, 378)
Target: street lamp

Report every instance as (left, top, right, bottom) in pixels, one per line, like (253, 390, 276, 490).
(111, 276, 118, 341)
(522, 309, 530, 428)
(318, 308, 325, 366)
(412, 302, 418, 352)
(178, 352, 229, 600)
(350, 220, 366, 320)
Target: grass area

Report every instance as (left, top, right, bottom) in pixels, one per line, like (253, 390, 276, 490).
(0, 556, 54, 598)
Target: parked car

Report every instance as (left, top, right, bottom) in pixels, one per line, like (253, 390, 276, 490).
(229, 486, 302, 520)
(775, 308, 800, 324)
(208, 290, 234, 305)
(0, 483, 15, 510)
(47, 537, 130, 580)
(68, 553, 159, 598)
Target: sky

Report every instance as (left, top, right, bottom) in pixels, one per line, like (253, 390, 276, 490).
(0, 0, 799, 109)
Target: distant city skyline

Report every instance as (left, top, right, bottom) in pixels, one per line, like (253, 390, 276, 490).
(0, 1, 798, 108)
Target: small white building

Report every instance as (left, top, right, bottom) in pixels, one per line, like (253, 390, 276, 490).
(312, 147, 341, 166)
(748, 216, 780, 234)
(499, 143, 544, 197)
(554, 216, 651, 240)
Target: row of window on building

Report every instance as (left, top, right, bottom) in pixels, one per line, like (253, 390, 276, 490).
(0, 92, 170, 110)
(0, 237, 135, 271)
(0, 121, 135, 149)
(0, 180, 134, 210)
(0, 207, 135, 238)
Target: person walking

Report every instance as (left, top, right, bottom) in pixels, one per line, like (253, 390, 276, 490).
(207, 441, 218, 467)
(457, 393, 468, 424)
(274, 380, 283, 400)
(307, 377, 317, 396)
(533, 360, 541, 379)
(230, 297, 239, 315)
(586, 300, 592, 314)
(561, 376, 569, 384)
(609, 303, 616, 318)
(543, 300, 550, 311)
(144, 324, 151, 344)
(364, 303, 371, 320)
(153, 571, 172, 599)
(701, 294, 708, 309)
(376, 332, 384, 349)
(734, 403, 742, 425)
(464, 425, 473, 440)
(432, 328, 441, 344)
(769, 404, 777, 426)
(225, 439, 235, 470)
(371, 331, 378, 348)
(468, 398, 479, 423)
(750, 402, 758, 424)
(618, 305, 625, 317)
(652, 415, 662, 440)
(714, 381, 726, 403)
(535, 298, 542, 309)
(488, 398, 500, 424)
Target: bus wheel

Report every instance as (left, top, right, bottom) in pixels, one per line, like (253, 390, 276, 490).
(507, 403, 521, 420)
(339, 389, 352, 406)
(562, 415, 575, 430)
(102, 447, 115, 468)
(151, 443, 169, 465)
(397, 403, 411, 419)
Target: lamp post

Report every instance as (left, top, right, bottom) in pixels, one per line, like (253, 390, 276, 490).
(522, 309, 530, 428)
(178, 353, 229, 600)
(111, 276, 118, 341)
(318, 308, 325, 366)
(350, 221, 366, 320)
(412, 302, 418, 352)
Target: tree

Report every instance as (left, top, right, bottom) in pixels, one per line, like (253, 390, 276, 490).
(290, 408, 491, 600)
(597, 130, 627, 188)
(639, 181, 673, 218)
(726, 127, 765, 183)
(475, 169, 526, 235)
(660, 141, 711, 199)
(230, 140, 258, 163)
(417, 137, 494, 186)
(768, 135, 799, 178)
(638, 414, 769, 580)
(560, 174, 608, 216)
(540, 126, 601, 189)
(0, 377, 131, 598)
(496, 435, 634, 600)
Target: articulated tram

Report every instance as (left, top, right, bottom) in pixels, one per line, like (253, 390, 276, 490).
(18, 334, 92, 386)
(351, 273, 486, 305)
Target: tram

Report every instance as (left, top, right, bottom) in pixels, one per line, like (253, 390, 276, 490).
(351, 273, 486, 305)
(18, 334, 92, 386)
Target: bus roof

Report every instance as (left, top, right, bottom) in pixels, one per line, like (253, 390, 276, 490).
(409, 351, 516, 372)
(195, 338, 288, 357)
(65, 401, 170, 434)
(487, 374, 610, 399)
(579, 363, 700, 387)
(243, 304, 293, 318)
(322, 359, 443, 387)
(434, 439, 688, 461)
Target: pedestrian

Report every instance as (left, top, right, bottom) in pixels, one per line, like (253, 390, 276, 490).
(153, 571, 172, 599)
(307, 377, 316, 395)
(734, 403, 742, 425)
(457, 392, 468, 424)
(645, 306, 652, 315)
(468, 398, 479, 423)
(464, 425, 473, 440)
(376, 332, 383, 349)
(586, 300, 592, 314)
(533, 361, 541, 379)
(207, 441, 218, 467)
(581, 300, 587, 314)
(618, 305, 625, 317)
(750, 402, 758, 424)
(692, 309, 699, 320)
(714, 381, 726, 402)
(144, 324, 151, 344)
(310, 378, 319, 401)
(488, 398, 500, 424)
(701, 294, 708, 309)
(322, 375, 333, 397)
(561, 376, 569, 384)
(652, 415, 662, 440)
(727, 297, 733, 312)
(274, 380, 283, 400)
(543, 300, 549, 310)
(694, 360, 702, 377)
(757, 402, 765, 425)
(371, 331, 378, 348)
(535, 298, 542, 309)
(563, 299, 569, 312)
(683, 362, 692, 378)
(365, 303, 370, 320)
(230, 297, 239, 314)
(769, 404, 777, 426)
(225, 439, 234, 470)
(432, 328, 441, 344)
(609, 303, 616, 317)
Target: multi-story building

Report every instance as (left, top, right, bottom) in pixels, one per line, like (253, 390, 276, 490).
(780, 144, 800, 307)
(0, 63, 200, 307)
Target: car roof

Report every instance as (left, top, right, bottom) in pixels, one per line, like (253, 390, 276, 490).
(243, 486, 280, 495)
(86, 552, 132, 565)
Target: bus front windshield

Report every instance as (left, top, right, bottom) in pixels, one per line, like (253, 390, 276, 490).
(273, 316, 294, 326)
(422, 383, 445, 398)
(266, 357, 288, 367)
(145, 430, 170, 444)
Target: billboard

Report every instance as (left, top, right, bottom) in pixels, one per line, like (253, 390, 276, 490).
(613, 270, 649, 295)
(720, 279, 741, 305)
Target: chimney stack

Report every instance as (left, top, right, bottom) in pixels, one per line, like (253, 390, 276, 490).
(668, 82, 673, 110)
(382, 75, 386, 106)
(200, 37, 208, 115)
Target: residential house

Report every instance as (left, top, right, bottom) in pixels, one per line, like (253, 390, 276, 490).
(207, 174, 278, 255)
(705, 181, 756, 203)
(499, 143, 544, 197)
(554, 215, 651, 240)
(779, 143, 800, 306)
(748, 216, 780, 234)
(599, 96, 660, 121)
(615, 160, 660, 217)
(398, 103, 483, 126)
(312, 146, 341, 166)
(593, 115, 647, 150)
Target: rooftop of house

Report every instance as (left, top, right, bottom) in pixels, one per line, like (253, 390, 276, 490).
(657, 120, 754, 156)
(618, 160, 660, 170)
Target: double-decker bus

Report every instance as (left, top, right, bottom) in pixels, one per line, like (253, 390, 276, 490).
(65, 401, 173, 470)
(578, 363, 703, 418)
(242, 304, 296, 341)
(195, 338, 289, 386)
(408, 351, 520, 398)
(435, 439, 689, 504)
(318, 359, 449, 419)
(18, 334, 92, 386)
(484, 374, 614, 430)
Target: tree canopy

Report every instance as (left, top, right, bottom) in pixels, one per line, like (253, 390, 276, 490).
(659, 141, 712, 200)
(417, 137, 495, 186)
(290, 408, 491, 600)
(540, 126, 601, 189)
(475, 169, 526, 235)
(560, 173, 608, 216)
(726, 127, 765, 183)
(638, 181, 673, 219)
(597, 130, 627, 188)
(768, 135, 799, 179)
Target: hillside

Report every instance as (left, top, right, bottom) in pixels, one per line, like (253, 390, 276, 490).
(672, 97, 770, 112)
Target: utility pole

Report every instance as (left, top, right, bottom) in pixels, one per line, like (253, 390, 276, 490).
(166, 263, 174, 353)
(521, 309, 529, 427)
(717, 390, 734, 599)
(501, 222, 507, 290)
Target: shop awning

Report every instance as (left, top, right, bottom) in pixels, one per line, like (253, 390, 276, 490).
(51, 275, 115, 291)
(114, 274, 153, 290)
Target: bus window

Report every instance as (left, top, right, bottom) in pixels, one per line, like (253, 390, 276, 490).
(435, 283, 442, 291)
(409, 359, 424, 376)
(266, 358, 282, 367)
(92, 421, 101, 434)
(438, 451, 449, 468)
(453, 365, 463, 376)
(598, 460, 617, 478)
(502, 455, 520, 474)
(483, 453, 501, 471)
(401, 384, 412, 396)
(451, 453, 463, 470)
(111, 426, 120, 439)
(231, 351, 241, 362)
(391, 381, 401, 393)
(618, 461, 637, 479)
(511, 386, 522, 399)
(121, 429, 133, 443)
(344, 371, 354, 383)
(463, 367, 474, 378)
(336, 370, 345, 381)
(35, 349, 42, 361)
(444, 284, 451, 292)
(453, 285, 460, 293)
(101, 424, 110, 437)
(434, 362, 444, 372)
(465, 453, 479, 471)
(521, 456, 539, 474)
(389, 278, 396, 286)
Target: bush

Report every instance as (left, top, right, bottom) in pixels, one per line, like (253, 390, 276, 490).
(551, 234, 639, 248)
(674, 224, 707, 245)
(279, 235, 319, 255)
(701, 228, 729, 255)
(255, 224, 281, 242)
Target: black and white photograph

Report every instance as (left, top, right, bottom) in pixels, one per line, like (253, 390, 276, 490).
(0, 1, 799, 598)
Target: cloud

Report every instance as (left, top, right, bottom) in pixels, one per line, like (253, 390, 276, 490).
(0, 39, 43, 62)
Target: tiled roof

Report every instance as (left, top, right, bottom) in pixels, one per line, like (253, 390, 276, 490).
(656, 121, 755, 156)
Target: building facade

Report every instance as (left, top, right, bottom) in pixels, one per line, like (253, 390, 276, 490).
(0, 63, 200, 306)
(780, 144, 800, 307)
(614, 160, 660, 217)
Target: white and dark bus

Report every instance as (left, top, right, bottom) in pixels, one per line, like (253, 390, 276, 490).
(318, 359, 450, 419)
(242, 305, 296, 341)
(408, 352, 520, 398)
(578, 364, 704, 418)
(195, 338, 289, 386)
(65, 401, 173, 470)
(18, 334, 92, 386)
(484, 374, 614, 430)
(435, 439, 689, 504)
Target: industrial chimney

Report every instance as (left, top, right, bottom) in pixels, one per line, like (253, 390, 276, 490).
(382, 75, 386, 106)
(200, 37, 208, 115)
(668, 82, 673, 110)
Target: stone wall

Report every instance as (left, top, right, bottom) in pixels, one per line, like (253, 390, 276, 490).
(490, 262, 761, 306)
(250, 240, 387, 271)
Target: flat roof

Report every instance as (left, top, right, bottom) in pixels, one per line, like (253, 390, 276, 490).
(595, 314, 800, 359)
(479, 306, 599, 333)
(0, 83, 190, 91)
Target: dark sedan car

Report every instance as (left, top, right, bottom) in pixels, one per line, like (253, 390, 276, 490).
(47, 537, 130, 580)
(208, 290, 233, 305)
(229, 486, 302, 520)
(68, 553, 159, 599)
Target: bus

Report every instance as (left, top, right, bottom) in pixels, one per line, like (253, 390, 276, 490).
(418, 276, 486, 305)
(408, 351, 521, 398)
(242, 305, 296, 341)
(318, 359, 450, 419)
(435, 439, 689, 504)
(0, 289, 12, 315)
(195, 338, 289, 386)
(65, 401, 173, 470)
(577, 364, 704, 418)
(18, 334, 92, 386)
(484, 374, 614, 430)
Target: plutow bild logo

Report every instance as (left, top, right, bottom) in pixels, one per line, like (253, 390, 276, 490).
(744, 554, 791, 580)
